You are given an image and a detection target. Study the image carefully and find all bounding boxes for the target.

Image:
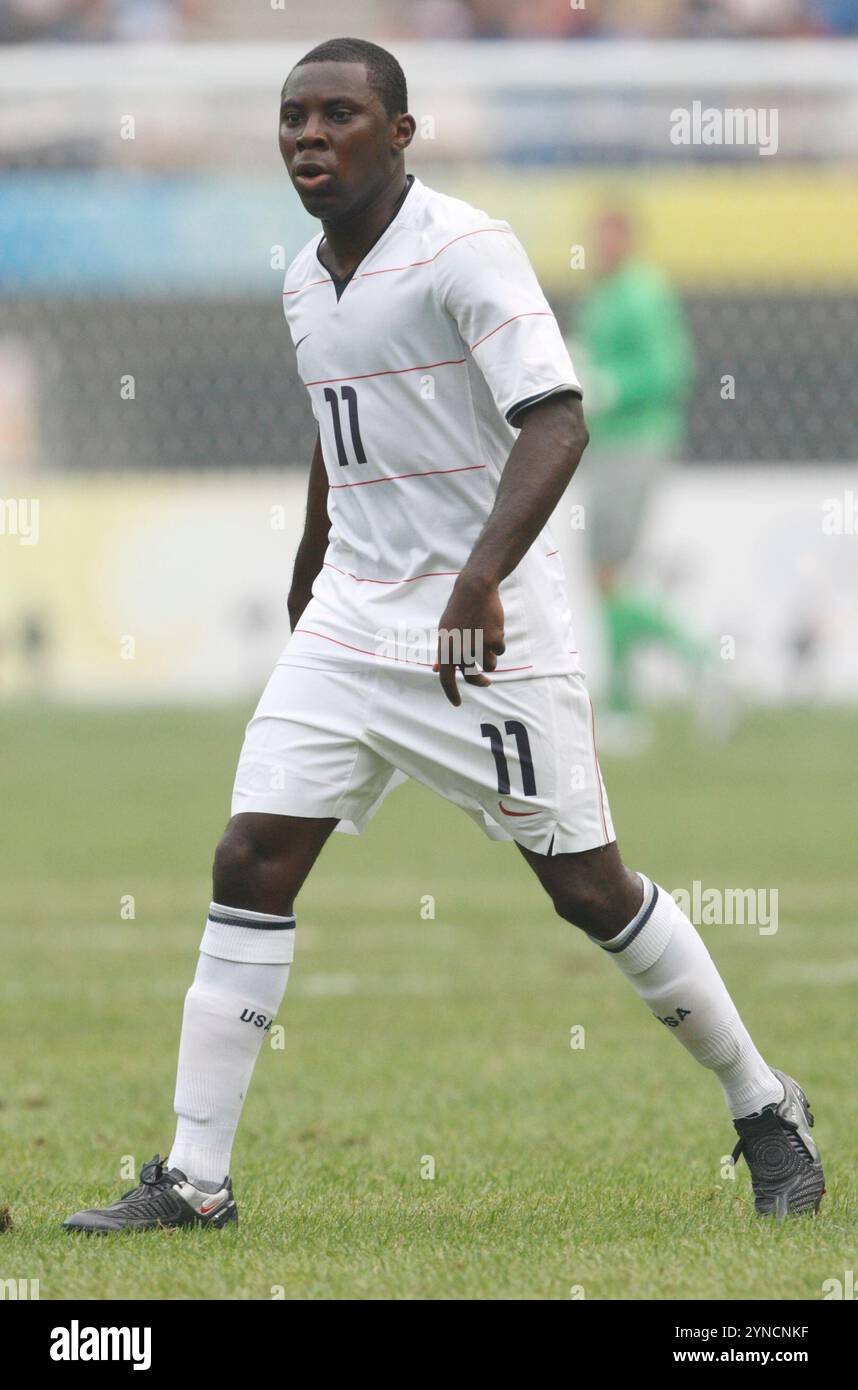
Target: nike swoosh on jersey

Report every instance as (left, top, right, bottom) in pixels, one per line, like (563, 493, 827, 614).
(498, 800, 539, 817)
(294, 333, 312, 350)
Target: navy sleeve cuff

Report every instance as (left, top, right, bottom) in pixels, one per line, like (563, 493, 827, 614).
(506, 384, 583, 429)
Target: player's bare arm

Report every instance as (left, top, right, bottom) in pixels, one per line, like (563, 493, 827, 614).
(287, 431, 329, 632)
(434, 393, 589, 706)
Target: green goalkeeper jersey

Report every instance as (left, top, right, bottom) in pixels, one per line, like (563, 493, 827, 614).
(574, 260, 694, 452)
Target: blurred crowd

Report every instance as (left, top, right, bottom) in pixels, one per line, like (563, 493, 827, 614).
(409, 0, 858, 38)
(1, 0, 856, 42)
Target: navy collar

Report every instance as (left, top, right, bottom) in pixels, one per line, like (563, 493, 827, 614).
(316, 174, 415, 302)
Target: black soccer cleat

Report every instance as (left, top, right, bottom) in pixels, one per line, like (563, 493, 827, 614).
(731, 1069, 825, 1218)
(63, 1154, 238, 1233)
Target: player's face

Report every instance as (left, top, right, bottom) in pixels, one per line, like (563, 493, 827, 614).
(594, 212, 635, 274)
(279, 61, 404, 221)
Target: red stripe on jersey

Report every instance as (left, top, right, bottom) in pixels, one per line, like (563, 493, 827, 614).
(358, 226, 515, 279)
(294, 628, 435, 665)
(283, 277, 332, 297)
(324, 562, 461, 585)
(293, 627, 533, 673)
(283, 228, 514, 297)
(328, 462, 486, 490)
(305, 357, 465, 388)
(470, 312, 553, 351)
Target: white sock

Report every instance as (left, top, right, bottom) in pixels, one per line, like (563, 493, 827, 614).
(168, 902, 296, 1185)
(591, 875, 784, 1119)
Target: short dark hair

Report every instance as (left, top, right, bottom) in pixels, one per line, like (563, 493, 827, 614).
(292, 37, 408, 120)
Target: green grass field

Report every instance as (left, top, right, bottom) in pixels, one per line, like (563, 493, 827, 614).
(1, 701, 856, 1300)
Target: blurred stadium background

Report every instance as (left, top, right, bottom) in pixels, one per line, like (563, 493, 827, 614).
(1, 0, 856, 708)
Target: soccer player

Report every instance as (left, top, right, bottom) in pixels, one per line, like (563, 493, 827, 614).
(564, 206, 708, 723)
(63, 38, 823, 1232)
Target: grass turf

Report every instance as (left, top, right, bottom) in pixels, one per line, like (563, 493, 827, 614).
(1, 701, 856, 1300)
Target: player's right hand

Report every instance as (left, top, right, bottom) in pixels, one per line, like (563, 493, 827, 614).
(433, 575, 506, 708)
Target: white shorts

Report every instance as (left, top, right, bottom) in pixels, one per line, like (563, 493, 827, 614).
(231, 661, 615, 856)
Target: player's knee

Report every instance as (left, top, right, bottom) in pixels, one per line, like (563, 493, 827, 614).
(547, 855, 642, 936)
(212, 820, 263, 903)
(550, 881, 614, 934)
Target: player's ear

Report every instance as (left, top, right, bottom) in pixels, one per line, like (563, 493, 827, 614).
(392, 113, 416, 154)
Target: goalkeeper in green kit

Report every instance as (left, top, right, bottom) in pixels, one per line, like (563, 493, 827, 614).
(568, 206, 709, 727)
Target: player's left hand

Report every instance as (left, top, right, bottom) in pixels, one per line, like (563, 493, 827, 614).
(433, 574, 506, 707)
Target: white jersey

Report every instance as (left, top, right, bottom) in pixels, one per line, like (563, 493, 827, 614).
(279, 174, 583, 681)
